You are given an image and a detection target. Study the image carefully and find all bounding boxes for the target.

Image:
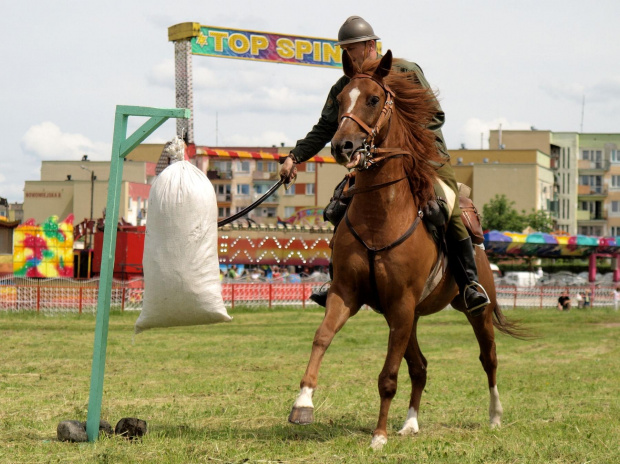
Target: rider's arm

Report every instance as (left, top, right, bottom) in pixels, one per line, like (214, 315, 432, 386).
(289, 76, 349, 164)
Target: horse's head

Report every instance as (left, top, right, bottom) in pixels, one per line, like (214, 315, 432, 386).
(332, 50, 394, 169)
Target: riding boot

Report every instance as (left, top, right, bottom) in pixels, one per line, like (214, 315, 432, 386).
(309, 261, 332, 307)
(449, 237, 490, 316)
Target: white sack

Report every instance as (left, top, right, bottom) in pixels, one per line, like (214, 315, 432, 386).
(135, 161, 231, 334)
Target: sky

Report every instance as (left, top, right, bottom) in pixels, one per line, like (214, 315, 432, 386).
(2, 0, 620, 203)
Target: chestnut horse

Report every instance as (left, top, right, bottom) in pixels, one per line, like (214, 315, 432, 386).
(288, 51, 523, 450)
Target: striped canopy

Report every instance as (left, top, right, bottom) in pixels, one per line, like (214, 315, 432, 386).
(196, 146, 337, 164)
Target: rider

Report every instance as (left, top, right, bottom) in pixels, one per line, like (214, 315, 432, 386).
(279, 16, 489, 316)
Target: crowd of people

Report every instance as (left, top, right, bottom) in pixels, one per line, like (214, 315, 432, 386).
(557, 287, 620, 311)
(219, 265, 329, 283)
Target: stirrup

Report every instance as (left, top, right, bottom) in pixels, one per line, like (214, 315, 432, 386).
(309, 281, 331, 307)
(462, 282, 489, 316)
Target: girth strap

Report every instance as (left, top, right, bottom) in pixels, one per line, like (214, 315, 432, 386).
(344, 209, 423, 313)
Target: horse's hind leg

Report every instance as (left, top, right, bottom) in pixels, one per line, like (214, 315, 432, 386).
(289, 288, 359, 425)
(398, 316, 427, 435)
(466, 304, 503, 428)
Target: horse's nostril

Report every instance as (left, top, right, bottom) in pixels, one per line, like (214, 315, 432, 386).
(344, 141, 353, 150)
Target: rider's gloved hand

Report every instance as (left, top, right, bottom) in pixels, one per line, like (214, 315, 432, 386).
(279, 154, 298, 184)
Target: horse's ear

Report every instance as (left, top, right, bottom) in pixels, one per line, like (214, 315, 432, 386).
(373, 50, 392, 80)
(342, 50, 356, 78)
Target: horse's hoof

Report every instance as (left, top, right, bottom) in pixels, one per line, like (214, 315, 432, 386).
(490, 418, 501, 429)
(397, 423, 419, 436)
(288, 407, 314, 425)
(370, 434, 388, 450)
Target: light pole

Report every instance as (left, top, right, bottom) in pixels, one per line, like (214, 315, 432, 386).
(80, 165, 96, 249)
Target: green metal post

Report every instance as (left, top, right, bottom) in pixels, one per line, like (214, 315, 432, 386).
(86, 105, 190, 442)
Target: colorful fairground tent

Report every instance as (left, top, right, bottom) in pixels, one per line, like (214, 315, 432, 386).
(13, 215, 74, 278)
(484, 230, 620, 258)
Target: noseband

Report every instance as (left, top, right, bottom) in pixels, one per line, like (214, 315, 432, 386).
(340, 73, 405, 170)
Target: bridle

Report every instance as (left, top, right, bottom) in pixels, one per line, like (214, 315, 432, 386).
(339, 73, 408, 170)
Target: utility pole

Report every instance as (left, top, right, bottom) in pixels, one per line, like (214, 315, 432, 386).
(80, 165, 96, 249)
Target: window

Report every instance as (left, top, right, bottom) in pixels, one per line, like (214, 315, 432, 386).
(284, 186, 295, 196)
(218, 207, 230, 217)
(306, 162, 316, 173)
(612, 201, 620, 214)
(612, 150, 620, 164)
(306, 183, 315, 195)
(236, 161, 250, 173)
(562, 148, 565, 169)
(611, 226, 620, 236)
(236, 184, 250, 195)
(582, 150, 589, 160)
(254, 183, 271, 195)
(612, 176, 620, 189)
(256, 161, 263, 172)
(267, 162, 278, 173)
(284, 206, 296, 218)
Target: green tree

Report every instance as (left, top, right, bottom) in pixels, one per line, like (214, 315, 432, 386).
(523, 208, 554, 233)
(481, 194, 526, 232)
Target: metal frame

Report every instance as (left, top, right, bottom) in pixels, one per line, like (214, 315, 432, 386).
(85, 105, 190, 442)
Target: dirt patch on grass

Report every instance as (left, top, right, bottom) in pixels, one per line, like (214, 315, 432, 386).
(595, 322, 620, 328)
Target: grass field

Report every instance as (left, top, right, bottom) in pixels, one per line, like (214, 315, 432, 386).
(0, 306, 618, 463)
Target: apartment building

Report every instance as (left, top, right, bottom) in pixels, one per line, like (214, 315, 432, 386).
(451, 149, 555, 218)
(21, 144, 347, 228)
(23, 156, 153, 226)
(199, 146, 343, 224)
(489, 130, 620, 236)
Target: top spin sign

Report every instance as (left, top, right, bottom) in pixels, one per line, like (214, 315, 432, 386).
(190, 25, 343, 69)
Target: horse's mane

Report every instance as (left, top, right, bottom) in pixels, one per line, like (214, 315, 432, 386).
(358, 57, 444, 206)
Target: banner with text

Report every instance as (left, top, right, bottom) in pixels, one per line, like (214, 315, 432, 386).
(191, 25, 344, 68)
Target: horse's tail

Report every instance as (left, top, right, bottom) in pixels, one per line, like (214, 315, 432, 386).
(492, 303, 534, 340)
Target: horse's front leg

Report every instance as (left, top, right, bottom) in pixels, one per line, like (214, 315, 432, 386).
(371, 300, 415, 450)
(289, 286, 359, 425)
(398, 315, 427, 436)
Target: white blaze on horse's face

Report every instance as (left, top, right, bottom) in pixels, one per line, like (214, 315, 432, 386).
(339, 86, 361, 129)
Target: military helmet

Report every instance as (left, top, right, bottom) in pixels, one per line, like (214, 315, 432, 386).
(336, 16, 380, 46)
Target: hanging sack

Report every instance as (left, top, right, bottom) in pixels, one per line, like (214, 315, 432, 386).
(135, 161, 232, 334)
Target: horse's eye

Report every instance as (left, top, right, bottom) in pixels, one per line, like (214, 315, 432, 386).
(368, 96, 380, 107)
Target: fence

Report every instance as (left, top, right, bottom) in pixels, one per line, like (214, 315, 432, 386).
(0, 276, 325, 313)
(0, 276, 617, 313)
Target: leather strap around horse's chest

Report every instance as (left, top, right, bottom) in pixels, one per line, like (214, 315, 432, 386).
(343, 175, 407, 198)
(344, 210, 423, 313)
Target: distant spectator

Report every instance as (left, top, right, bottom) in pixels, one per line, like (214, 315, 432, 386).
(557, 292, 571, 311)
(584, 289, 591, 308)
(575, 292, 584, 309)
(227, 265, 238, 279)
(614, 287, 620, 311)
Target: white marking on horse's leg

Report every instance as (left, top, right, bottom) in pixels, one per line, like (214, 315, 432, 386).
(489, 385, 503, 428)
(292, 386, 314, 409)
(370, 434, 388, 450)
(398, 407, 419, 435)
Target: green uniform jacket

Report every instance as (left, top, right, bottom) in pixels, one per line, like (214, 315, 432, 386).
(289, 58, 450, 163)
